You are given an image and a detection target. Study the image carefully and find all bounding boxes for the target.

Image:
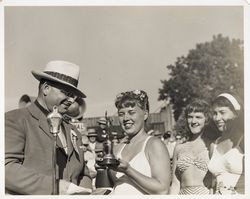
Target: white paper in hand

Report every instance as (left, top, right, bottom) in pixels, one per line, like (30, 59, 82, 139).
(66, 183, 92, 195)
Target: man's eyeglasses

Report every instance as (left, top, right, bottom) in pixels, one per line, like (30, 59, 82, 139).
(46, 81, 77, 99)
(60, 89, 77, 99)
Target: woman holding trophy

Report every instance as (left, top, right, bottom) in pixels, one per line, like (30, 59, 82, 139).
(108, 90, 171, 195)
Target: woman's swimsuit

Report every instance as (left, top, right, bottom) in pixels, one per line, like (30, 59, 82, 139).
(208, 141, 244, 194)
(112, 136, 152, 195)
(176, 143, 210, 195)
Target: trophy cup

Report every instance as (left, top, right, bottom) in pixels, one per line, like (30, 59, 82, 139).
(97, 111, 119, 167)
(111, 131, 119, 145)
(95, 112, 119, 191)
(47, 106, 63, 195)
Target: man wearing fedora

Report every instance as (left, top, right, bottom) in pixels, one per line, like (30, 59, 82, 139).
(5, 60, 92, 195)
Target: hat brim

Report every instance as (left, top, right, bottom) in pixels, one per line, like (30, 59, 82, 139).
(87, 134, 98, 137)
(98, 121, 107, 125)
(32, 70, 86, 98)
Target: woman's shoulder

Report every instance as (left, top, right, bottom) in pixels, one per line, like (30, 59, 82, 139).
(146, 136, 168, 152)
(172, 142, 192, 156)
(145, 136, 170, 162)
(147, 136, 164, 146)
(209, 135, 221, 146)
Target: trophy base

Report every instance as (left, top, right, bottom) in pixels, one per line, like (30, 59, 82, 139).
(98, 158, 119, 167)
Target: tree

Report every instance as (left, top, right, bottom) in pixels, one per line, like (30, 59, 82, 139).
(159, 34, 244, 121)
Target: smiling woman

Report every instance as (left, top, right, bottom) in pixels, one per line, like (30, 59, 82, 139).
(208, 93, 244, 194)
(170, 99, 213, 195)
(107, 90, 171, 195)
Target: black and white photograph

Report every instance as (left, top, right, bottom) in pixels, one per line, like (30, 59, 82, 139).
(1, 0, 249, 197)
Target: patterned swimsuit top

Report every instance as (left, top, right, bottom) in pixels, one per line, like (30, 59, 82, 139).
(176, 143, 209, 176)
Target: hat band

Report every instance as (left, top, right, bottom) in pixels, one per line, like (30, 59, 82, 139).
(44, 71, 78, 87)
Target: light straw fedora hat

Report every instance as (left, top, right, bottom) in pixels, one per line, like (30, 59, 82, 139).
(31, 60, 86, 98)
(87, 128, 98, 137)
(98, 117, 107, 125)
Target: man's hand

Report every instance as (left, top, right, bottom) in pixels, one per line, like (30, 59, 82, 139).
(59, 180, 71, 195)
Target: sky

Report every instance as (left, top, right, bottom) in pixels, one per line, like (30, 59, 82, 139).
(4, 6, 244, 118)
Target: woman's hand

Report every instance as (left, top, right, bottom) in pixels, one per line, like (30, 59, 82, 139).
(109, 158, 130, 174)
(117, 158, 130, 173)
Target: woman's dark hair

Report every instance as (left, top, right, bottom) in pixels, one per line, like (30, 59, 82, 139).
(212, 93, 244, 147)
(115, 90, 149, 112)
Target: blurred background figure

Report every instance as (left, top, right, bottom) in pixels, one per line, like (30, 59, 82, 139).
(80, 131, 90, 153)
(162, 131, 171, 144)
(147, 129, 154, 136)
(18, 94, 32, 108)
(175, 135, 182, 145)
(163, 131, 176, 161)
(87, 128, 98, 152)
(153, 129, 163, 139)
(85, 128, 98, 190)
(180, 135, 187, 144)
(163, 131, 177, 179)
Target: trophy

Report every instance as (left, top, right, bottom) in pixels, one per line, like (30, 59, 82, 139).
(95, 112, 119, 191)
(97, 111, 119, 167)
(47, 106, 63, 195)
(111, 131, 119, 145)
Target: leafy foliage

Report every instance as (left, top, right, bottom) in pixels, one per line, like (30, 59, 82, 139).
(159, 34, 244, 121)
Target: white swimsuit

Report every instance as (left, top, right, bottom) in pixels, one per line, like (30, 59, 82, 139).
(112, 136, 152, 195)
(208, 143, 244, 189)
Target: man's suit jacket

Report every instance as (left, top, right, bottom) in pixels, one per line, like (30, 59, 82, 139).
(5, 102, 92, 194)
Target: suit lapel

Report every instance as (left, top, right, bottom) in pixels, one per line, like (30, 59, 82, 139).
(27, 102, 83, 160)
(62, 123, 74, 157)
(64, 122, 84, 162)
(27, 102, 64, 149)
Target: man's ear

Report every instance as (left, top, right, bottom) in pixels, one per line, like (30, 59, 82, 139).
(41, 82, 50, 96)
(144, 110, 149, 121)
